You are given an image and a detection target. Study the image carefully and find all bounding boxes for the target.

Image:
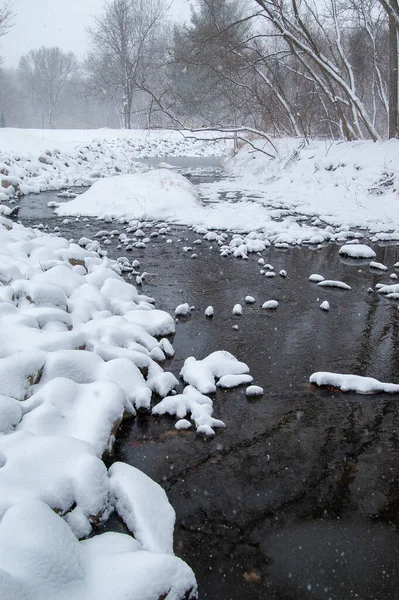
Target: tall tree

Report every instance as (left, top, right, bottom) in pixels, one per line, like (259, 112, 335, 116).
(378, 0, 399, 137)
(19, 47, 77, 127)
(86, 0, 168, 129)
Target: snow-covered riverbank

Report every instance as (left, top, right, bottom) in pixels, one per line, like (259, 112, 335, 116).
(2, 130, 399, 244)
(219, 137, 399, 238)
(0, 128, 230, 200)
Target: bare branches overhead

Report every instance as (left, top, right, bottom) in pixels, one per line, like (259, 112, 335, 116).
(0, 1, 14, 38)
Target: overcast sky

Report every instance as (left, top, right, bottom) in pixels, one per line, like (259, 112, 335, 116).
(2, 0, 193, 68)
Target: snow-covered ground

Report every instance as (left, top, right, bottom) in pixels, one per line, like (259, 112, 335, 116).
(0, 128, 230, 200)
(217, 137, 399, 240)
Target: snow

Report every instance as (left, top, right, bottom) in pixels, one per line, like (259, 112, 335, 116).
(370, 261, 388, 271)
(175, 302, 191, 317)
(317, 280, 351, 290)
(1, 131, 399, 246)
(56, 169, 203, 222)
(4, 127, 399, 596)
(0, 127, 228, 198)
(262, 300, 279, 309)
(246, 386, 264, 396)
(339, 244, 376, 259)
(309, 274, 325, 282)
(310, 372, 399, 394)
(320, 301, 330, 311)
(0, 431, 109, 527)
(18, 378, 133, 457)
(109, 462, 175, 555)
(0, 499, 197, 600)
(232, 303, 243, 315)
(180, 351, 250, 395)
(217, 374, 253, 388)
(0, 216, 202, 597)
(221, 137, 399, 240)
(153, 385, 226, 436)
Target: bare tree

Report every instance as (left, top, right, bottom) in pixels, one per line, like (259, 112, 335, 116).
(0, 1, 13, 39)
(19, 47, 77, 127)
(377, 0, 399, 136)
(86, 0, 168, 129)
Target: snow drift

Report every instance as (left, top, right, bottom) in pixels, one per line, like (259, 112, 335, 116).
(56, 169, 203, 221)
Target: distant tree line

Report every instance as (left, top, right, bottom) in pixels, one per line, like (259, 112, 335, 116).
(0, 0, 398, 139)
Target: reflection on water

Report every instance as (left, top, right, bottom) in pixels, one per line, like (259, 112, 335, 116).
(18, 181, 399, 600)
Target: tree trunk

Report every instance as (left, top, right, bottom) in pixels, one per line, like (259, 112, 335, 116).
(388, 14, 398, 138)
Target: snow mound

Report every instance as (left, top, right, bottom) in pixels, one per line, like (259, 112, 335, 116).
(0, 499, 197, 600)
(56, 169, 202, 222)
(18, 378, 133, 457)
(370, 261, 387, 271)
(0, 217, 200, 594)
(0, 431, 109, 529)
(309, 274, 325, 282)
(320, 301, 330, 311)
(310, 372, 399, 394)
(180, 351, 250, 394)
(152, 385, 225, 436)
(246, 385, 264, 396)
(109, 462, 175, 555)
(217, 374, 253, 388)
(339, 244, 376, 259)
(262, 300, 279, 309)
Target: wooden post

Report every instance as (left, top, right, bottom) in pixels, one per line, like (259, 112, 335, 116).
(389, 14, 399, 138)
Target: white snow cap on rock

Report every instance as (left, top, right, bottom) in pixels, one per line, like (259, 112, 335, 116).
(262, 300, 279, 309)
(152, 385, 225, 436)
(232, 303, 243, 315)
(180, 351, 250, 394)
(246, 385, 264, 396)
(339, 244, 376, 259)
(309, 274, 325, 282)
(310, 372, 399, 394)
(175, 302, 191, 317)
(317, 280, 351, 290)
(370, 261, 388, 271)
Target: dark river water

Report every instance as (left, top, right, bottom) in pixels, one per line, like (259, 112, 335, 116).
(16, 161, 399, 600)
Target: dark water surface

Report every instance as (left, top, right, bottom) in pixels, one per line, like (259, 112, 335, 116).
(18, 172, 399, 600)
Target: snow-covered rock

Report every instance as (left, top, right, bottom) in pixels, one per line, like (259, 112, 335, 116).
(317, 280, 351, 290)
(175, 302, 191, 317)
(262, 300, 279, 309)
(232, 303, 243, 315)
(339, 244, 376, 259)
(246, 385, 264, 396)
(310, 372, 399, 394)
(180, 351, 250, 395)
